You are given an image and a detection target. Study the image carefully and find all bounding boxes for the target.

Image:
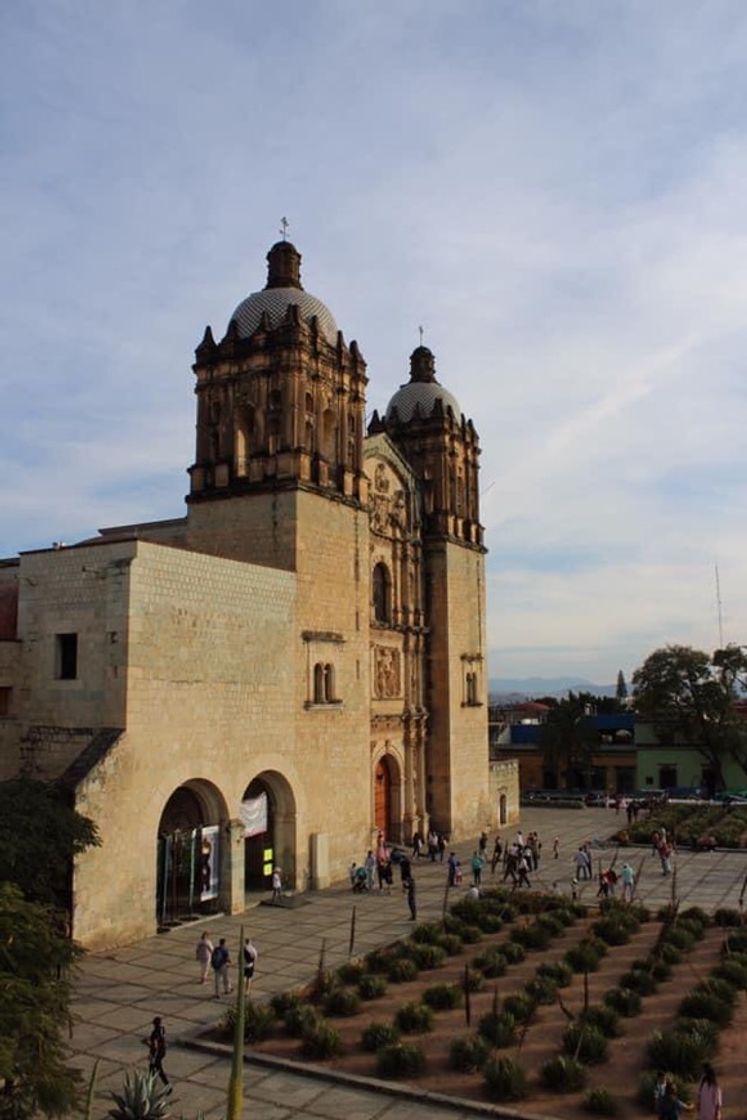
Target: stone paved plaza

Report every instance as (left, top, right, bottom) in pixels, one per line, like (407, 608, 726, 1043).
(70, 806, 747, 1120)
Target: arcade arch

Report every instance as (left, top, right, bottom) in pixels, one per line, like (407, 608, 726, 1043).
(156, 779, 228, 928)
(241, 770, 296, 893)
(373, 752, 403, 842)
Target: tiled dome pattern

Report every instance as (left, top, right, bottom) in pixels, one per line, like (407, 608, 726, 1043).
(385, 381, 463, 424)
(229, 288, 338, 345)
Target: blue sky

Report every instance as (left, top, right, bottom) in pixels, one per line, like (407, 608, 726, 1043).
(3, 1, 747, 682)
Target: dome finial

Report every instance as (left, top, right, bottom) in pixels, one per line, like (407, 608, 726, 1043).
(409, 345, 436, 383)
(279, 215, 289, 241)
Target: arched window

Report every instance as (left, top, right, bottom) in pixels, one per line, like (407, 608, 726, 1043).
(372, 563, 391, 624)
(313, 663, 325, 703)
(305, 392, 314, 414)
(324, 663, 335, 702)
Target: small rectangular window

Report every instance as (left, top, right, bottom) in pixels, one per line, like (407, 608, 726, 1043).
(0, 687, 11, 716)
(56, 633, 78, 680)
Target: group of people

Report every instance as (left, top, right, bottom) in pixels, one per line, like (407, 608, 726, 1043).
(654, 1064, 722, 1120)
(411, 828, 448, 861)
(194, 930, 258, 999)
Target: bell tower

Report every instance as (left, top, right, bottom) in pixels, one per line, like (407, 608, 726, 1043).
(374, 346, 490, 837)
(188, 240, 368, 505)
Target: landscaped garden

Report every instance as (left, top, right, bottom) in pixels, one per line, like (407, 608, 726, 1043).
(611, 802, 747, 849)
(208, 887, 747, 1118)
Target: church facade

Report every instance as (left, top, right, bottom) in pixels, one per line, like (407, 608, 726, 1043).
(0, 240, 492, 949)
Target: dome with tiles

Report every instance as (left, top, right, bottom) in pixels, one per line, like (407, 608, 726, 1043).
(385, 347, 463, 424)
(228, 241, 339, 346)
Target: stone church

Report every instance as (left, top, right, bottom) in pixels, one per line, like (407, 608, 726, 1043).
(0, 238, 498, 949)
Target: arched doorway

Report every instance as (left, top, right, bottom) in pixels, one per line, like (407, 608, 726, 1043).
(375, 756, 395, 839)
(241, 771, 296, 894)
(156, 781, 226, 928)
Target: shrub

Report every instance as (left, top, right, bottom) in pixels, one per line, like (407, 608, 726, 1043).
(336, 960, 365, 985)
(592, 918, 631, 946)
(647, 1026, 717, 1076)
(436, 932, 463, 955)
(675, 1018, 719, 1050)
(477, 1010, 517, 1048)
(301, 1019, 342, 1059)
(449, 1033, 490, 1072)
(678, 992, 733, 1028)
(657, 942, 682, 966)
(580, 1004, 621, 1037)
(680, 906, 710, 929)
(366, 947, 394, 974)
(411, 922, 442, 944)
(323, 986, 361, 1017)
(714, 907, 742, 927)
(510, 923, 551, 951)
(603, 987, 642, 1017)
(451, 897, 482, 923)
(442, 914, 466, 936)
(503, 992, 536, 1024)
(409, 944, 446, 971)
(284, 1003, 320, 1037)
(395, 1001, 434, 1034)
(484, 1057, 527, 1101)
(269, 990, 299, 1017)
(677, 917, 706, 941)
(537, 911, 566, 936)
(377, 1042, 425, 1078)
(459, 923, 483, 944)
(476, 912, 504, 934)
(473, 949, 507, 978)
(540, 1056, 587, 1092)
(650, 960, 673, 982)
(361, 1020, 400, 1051)
(566, 941, 602, 973)
(358, 1025, 400, 1048)
(723, 929, 747, 953)
(562, 1023, 609, 1064)
(693, 977, 737, 1006)
(387, 957, 418, 983)
(712, 959, 747, 989)
(357, 973, 387, 1000)
(620, 969, 657, 996)
(422, 982, 462, 1010)
(537, 960, 573, 987)
(462, 967, 485, 993)
(502, 940, 526, 964)
(663, 927, 695, 952)
(525, 976, 558, 1005)
(584, 1089, 620, 1116)
(223, 1001, 275, 1043)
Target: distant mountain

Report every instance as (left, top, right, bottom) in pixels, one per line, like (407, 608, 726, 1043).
(489, 676, 617, 700)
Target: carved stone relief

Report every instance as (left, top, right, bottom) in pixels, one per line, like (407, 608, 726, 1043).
(373, 645, 401, 699)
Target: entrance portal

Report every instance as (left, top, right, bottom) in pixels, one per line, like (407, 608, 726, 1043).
(156, 782, 225, 928)
(242, 771, 296, 894)
(375, 756, 394, 838)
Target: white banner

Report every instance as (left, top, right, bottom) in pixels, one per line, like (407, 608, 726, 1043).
(199, 825, 220, 901)
(240, 793, 268, 838)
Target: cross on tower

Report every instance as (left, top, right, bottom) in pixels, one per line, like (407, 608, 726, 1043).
(418, 324, 424, 346)
(279, 216, 289, 241)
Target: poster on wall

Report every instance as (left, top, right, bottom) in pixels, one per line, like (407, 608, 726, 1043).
(240, 792, 268, 838)
(199, 825, 220, 901)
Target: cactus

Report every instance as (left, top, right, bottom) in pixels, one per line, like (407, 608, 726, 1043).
(108, 1071, 172, 1120)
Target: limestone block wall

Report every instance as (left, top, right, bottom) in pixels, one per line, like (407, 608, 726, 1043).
(186, 490, 298, 570)
(425, 540, 490, 838)
(4, 542, 131, 777)
(73, 539, 297, 948)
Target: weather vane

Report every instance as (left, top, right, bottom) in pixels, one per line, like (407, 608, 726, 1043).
(418, 324, 424, 346)
(279, 216, 289, 241)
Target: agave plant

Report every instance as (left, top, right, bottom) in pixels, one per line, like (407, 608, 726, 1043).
(108, 1070, 172, 1120)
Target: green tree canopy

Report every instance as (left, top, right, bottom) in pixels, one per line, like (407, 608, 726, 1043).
(0, 883, 83, 1120)
(0, 778, 99, 911)
(632, 643, 747, 789)
(538, 692, 599, 787)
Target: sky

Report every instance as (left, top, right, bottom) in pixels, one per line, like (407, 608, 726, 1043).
(2, 0, 747, 684)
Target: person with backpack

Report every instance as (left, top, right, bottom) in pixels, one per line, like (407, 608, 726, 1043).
(211, 937, 231, 998)
(142, 1016, 169, 1085)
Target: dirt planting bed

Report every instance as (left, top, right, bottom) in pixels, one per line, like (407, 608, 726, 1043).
(205, 896, 747, 1119)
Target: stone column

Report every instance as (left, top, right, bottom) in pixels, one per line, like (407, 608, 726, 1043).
(221, 818, 245, 915)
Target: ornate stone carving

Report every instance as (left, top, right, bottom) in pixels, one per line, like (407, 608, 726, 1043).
(374, 462, 390, 493)
(370, 492, 390, 534)
(373, 646, 401, 699)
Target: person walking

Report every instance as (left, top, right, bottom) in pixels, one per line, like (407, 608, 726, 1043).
(659, 1080, 694, 1119)
(243, 937, 257, 995)
(195, 930, 213, 984)
(211, 938, 232, 998)
(696, 1064, 722, 1120)
(364, 849, 376, 892)
(552, 835, 560, 860)
(404, 875, 417, 920)
(490, 833, 502, 872)
(470, 850, 485, 886)
(143, 1016, 169, 1086)
(437, 832, 446, 862)
(621, 862, 635, 901)
(271, 866, 283, 901)
(447, 851, 459, 887)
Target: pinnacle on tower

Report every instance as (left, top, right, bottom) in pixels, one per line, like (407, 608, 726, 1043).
(265, 240, 303, 290)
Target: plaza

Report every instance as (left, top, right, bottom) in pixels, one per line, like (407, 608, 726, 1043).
(70, 806, 747, 1120)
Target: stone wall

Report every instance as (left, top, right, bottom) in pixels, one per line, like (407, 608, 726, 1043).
(489, 757, 520, 827)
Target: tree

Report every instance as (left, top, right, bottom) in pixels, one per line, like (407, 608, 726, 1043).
(538, 692, 599, 789)
(0, 778, 99, 911)
(616, 670, 628, 702)
(632, 644, 747, 790)
(0, 883, 83, 1120)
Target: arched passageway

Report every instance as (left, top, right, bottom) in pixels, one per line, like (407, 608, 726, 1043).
(242, 771, 296, 893)
(374, 754, 402, 841)
(156, 780, 227, 928)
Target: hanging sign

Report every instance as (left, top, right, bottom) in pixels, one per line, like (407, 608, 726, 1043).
(240, 792, 268, 838)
